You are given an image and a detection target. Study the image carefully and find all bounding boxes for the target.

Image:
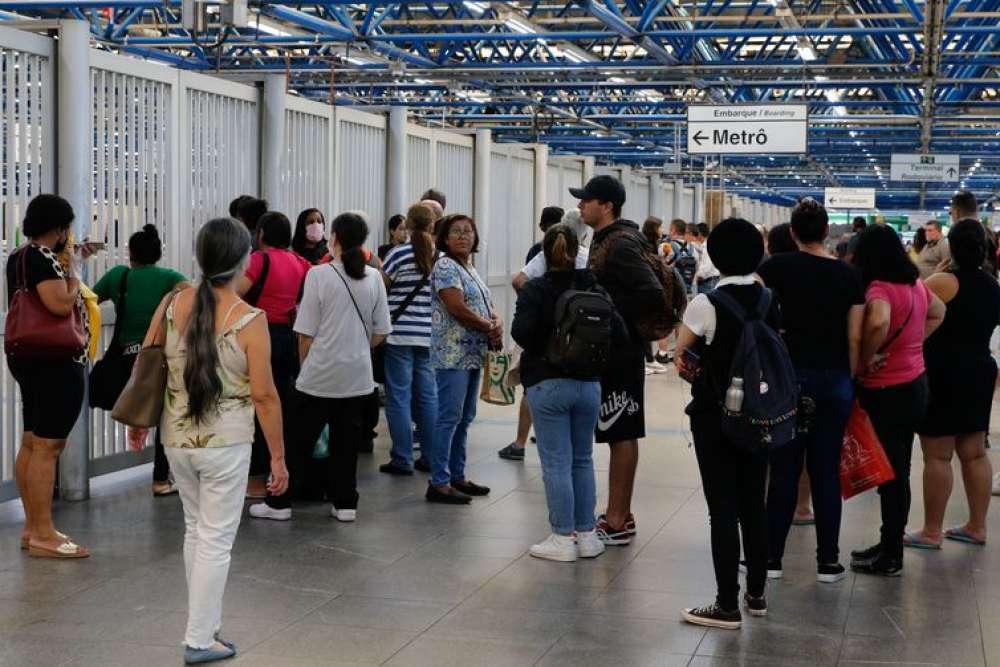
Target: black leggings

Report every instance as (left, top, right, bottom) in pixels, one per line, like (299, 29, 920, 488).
(691, 410, 769, 610)
(857, 375, 929, 560)
(265, 390, 366, 510)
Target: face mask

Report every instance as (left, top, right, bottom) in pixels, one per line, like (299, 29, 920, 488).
(305, 223, 324, 243)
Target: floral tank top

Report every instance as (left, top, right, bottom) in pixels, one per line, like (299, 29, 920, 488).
(160, 300, 261, 449)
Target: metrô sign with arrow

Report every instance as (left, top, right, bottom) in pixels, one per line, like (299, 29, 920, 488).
(890, 153, 960, 182)
(686, 104, 808, 155)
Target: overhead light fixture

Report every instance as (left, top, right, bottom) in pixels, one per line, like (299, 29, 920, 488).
(504, 15, 536, 34)
(797, 44, 817, 61)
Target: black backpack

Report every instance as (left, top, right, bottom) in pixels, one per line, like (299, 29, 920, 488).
(707, 288, 798, 452)
(545, 280, 615, 378)
(672, 241, 698, 290)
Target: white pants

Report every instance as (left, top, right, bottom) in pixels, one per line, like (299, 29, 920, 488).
(165, 444, 252, 649)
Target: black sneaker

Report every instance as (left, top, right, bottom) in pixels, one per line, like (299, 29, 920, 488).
(817, 563, 846, 583)
(452, 479, 490, 496)
(851, 556, 902, 577)
(743, 593, 767, 617)
(655, 352, 673, 364)
(850, 543, 881, 561)
(681, 602, 741, 629)
(378, 461, 413, 476)
(414, 457, 431, 473)
(425, 484, 472, 505)
(497, 443, 525, 461)
(738, 559, 783, 579)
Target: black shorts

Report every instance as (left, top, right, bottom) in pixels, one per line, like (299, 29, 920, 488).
(595, 344, 646, 444)
(8, 357, 85, 440)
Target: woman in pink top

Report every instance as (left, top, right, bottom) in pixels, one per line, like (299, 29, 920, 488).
(236, 211, 310, 496)
(849, 225, 945, 577)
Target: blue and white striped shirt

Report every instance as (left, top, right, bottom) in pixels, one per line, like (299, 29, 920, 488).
(383, 243, 433, 347)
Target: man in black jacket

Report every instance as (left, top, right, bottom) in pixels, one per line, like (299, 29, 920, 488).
(570, 175, 665, 545)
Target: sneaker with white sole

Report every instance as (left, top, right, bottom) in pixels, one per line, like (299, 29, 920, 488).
(529, 533, 577, 562)
(645, 361, 668, 374)
(817, 563, 846, 583)
(248, 503, 291, 521)
(575, 530, 606, 558)
(993, 472, 1000, 496)
(332, 508, 356, 522)
(681, 602, 741, 630)
(595, 517, 632, 546)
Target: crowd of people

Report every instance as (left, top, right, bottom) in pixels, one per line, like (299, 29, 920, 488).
(4, 180, 999, 661)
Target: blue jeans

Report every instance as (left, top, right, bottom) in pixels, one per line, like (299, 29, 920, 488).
(431, 368, 481, 487)
(766, 369, 854, 564)
(526, 378, 601, 535)
(385, 345, 438, 469)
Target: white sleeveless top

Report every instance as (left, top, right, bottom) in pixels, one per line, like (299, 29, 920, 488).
(160, 300, 262, 449)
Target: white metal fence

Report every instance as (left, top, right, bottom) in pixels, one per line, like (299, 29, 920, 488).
(281, 96, 333, 224)
(0, 26, 53, 495)
(336, 109, 387, 244)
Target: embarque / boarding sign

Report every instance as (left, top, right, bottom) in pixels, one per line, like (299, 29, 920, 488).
(686, 105, 808, 155)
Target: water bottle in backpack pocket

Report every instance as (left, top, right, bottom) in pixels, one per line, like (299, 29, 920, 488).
(545, 285, 615, 378)
(707, 288, 798, 452)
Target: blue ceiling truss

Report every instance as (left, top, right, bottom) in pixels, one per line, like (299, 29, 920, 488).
(2, 0, 998, 211)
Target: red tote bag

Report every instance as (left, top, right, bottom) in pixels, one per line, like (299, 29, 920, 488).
(840, 399, 895, 500)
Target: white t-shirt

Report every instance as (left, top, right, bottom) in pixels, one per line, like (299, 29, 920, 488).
(294, 261, 391, 398)
(521, 246, 590, 279)
(681, 275, 756, 344)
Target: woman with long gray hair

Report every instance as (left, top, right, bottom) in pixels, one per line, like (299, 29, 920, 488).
(145, 217, 288, 664)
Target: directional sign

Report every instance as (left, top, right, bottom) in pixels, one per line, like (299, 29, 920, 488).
(825, 188, 876, 210)
(687, 104, 808, 155)
(890, 153, 960, 182)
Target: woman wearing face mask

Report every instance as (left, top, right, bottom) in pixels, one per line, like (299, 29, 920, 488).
(292, 208, 329, 265)
(6, 194, 91, 558)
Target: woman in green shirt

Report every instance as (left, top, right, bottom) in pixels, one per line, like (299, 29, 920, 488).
(93, 225, 190, 495)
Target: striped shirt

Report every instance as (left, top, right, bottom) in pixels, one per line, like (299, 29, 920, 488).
(383, 243, 433, 347)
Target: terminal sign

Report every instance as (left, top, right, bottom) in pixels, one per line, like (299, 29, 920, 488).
(687, 104, 808, 155)
(890, 153, 960, 182)
(825, 187, 876, 210)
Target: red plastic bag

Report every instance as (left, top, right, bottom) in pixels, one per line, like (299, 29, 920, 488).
(840, 400, 895, 500)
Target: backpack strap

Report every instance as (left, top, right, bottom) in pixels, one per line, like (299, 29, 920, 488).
(110, 268, 129, 345)
(708, 287, 770, 324)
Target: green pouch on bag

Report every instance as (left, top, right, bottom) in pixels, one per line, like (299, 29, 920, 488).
(312, 426, 330, 459)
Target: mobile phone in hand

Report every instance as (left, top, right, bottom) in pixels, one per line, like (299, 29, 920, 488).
(679, 348, 701, 383)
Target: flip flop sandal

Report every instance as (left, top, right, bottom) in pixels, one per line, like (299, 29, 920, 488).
(153, 483, 179, 497)
(28, 540, 89, 559)
(945, 526, 986, 546)
(902, 531, 942, 550)
(20, 531, 69, 550)
(792, 515, 816, 526)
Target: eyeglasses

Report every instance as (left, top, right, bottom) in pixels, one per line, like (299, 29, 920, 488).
(448, 228, 474, 239)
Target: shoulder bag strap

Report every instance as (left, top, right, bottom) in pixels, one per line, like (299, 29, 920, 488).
(706, 288, 748, 324)
(456, 260, 493, 312)
(390, 274, 430, 323)
(243, 252, 270, 306)
(876, 291, 915, 355)
(110, 268, 129, 345)
(330, 264, 370, 338)
(147, 289, 181, 348)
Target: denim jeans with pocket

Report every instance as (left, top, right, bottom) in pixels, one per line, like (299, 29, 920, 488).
(385, 344, 437, 469)
(767, 369, 854, 564)
(431, 368, 481, 487)
(526, 378, 601, 535)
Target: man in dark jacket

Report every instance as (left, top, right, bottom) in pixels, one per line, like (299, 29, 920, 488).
(570, 175, 665, 546)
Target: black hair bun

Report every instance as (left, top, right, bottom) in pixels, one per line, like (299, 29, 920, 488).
(142, 224, 159, 239)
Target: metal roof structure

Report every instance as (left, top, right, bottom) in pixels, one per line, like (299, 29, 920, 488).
(2, 0, 997, 211)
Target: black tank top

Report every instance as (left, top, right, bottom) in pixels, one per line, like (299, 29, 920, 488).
(925, 269, 1000, 369)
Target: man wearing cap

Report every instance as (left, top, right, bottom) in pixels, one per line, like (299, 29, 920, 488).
(571, 175, 665, 546)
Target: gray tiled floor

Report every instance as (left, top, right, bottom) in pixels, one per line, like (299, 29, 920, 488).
(2, 369, 1000, 666)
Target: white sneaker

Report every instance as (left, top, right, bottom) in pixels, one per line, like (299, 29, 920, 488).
(529, 533, 577, 562)
(644, 367, 655, 376)
(575, 530, 606, 558)
(645, 361, 668, 374)
(332, 508, 356, 522)
(248, 503, 291, 521)
(992, 472, 1000, 496)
